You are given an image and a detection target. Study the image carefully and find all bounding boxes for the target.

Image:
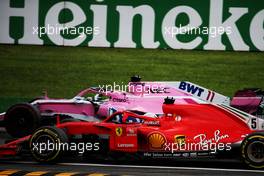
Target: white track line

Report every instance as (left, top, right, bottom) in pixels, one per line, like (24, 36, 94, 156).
(12, 161, 264, 173)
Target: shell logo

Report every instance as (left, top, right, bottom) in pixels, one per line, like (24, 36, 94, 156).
(148, 132, 166, 149)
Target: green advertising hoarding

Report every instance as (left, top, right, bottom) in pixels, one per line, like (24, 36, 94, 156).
(0, 0, 263, 51)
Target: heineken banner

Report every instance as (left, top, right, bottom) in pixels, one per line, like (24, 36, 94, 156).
(0, 0, 263, 51)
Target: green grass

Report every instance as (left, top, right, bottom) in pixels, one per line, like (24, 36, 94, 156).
(0, 44, 263, 112)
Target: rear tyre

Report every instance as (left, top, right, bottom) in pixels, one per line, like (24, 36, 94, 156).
(29, 126, 68, 163)
(4, 103, 40, 138)
(241, 133, 264, 169)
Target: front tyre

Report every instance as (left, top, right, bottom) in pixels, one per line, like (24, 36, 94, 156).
(241, 133, 264, 169)
(4, 103, 40, 138)
(29, 126, 68, 163)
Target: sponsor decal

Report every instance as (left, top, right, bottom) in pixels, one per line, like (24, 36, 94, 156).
(115, 127, 123, 137)
(144, 121, 160, 126)
(112, 97, 128, 103)
(1, 0, 263, 51)
(147, 87, 170, 94)
(178, 81, 205, 97)
(148, 132, 166, 149)
(143, 152, 206, 158)
(129, 82, 145, 86)
(174, 135, 186, 146)
(193, 130, 229, 145)
(117, 143, 135, 148)
(126, 127, 137, 136)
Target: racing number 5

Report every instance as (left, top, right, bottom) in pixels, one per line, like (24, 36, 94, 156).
(251, 118, 257, 129)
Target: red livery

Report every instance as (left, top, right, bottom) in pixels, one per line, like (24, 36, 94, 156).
(0, 97, 263, 169)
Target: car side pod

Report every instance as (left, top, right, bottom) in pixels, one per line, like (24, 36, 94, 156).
(241, 132, 264, 169)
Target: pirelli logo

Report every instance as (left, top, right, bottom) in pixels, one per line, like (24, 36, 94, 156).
(0, 170, 118, 176)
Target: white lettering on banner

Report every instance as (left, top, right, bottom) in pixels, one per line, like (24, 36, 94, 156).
(89, 5, 110, 47)
(204, 0, 249, 51)
(114, 5, 159, 49)
(250, 9, 264, 51)
(0, 0, 42, 44)
(45, 2, 87, 46)
(162, 6, 202, 49)
(0, 0, 263, 51)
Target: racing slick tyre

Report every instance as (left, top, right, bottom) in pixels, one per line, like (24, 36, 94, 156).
(4, 103, 40, 138)
(241, 133, 264, 169)
(29, 126, 68, 163)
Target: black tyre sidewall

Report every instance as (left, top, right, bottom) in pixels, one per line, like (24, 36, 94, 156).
(29, 126, 68, 163)
(4, 103, 40, 138)
(241, 133, 264, 169)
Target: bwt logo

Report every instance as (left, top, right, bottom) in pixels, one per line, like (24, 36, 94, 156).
(179, 81, 204, 97)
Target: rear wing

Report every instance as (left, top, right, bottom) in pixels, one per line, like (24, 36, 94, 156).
(128, 81, 230, 105)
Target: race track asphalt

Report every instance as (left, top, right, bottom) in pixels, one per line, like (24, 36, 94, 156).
(1, 159, 264, 176)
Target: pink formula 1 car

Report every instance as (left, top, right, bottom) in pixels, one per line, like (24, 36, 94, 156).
(0, 76, 262, 138)
(231, 88, 264, 119)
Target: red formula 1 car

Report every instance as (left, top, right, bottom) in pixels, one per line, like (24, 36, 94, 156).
(0, 97, 264, 169)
